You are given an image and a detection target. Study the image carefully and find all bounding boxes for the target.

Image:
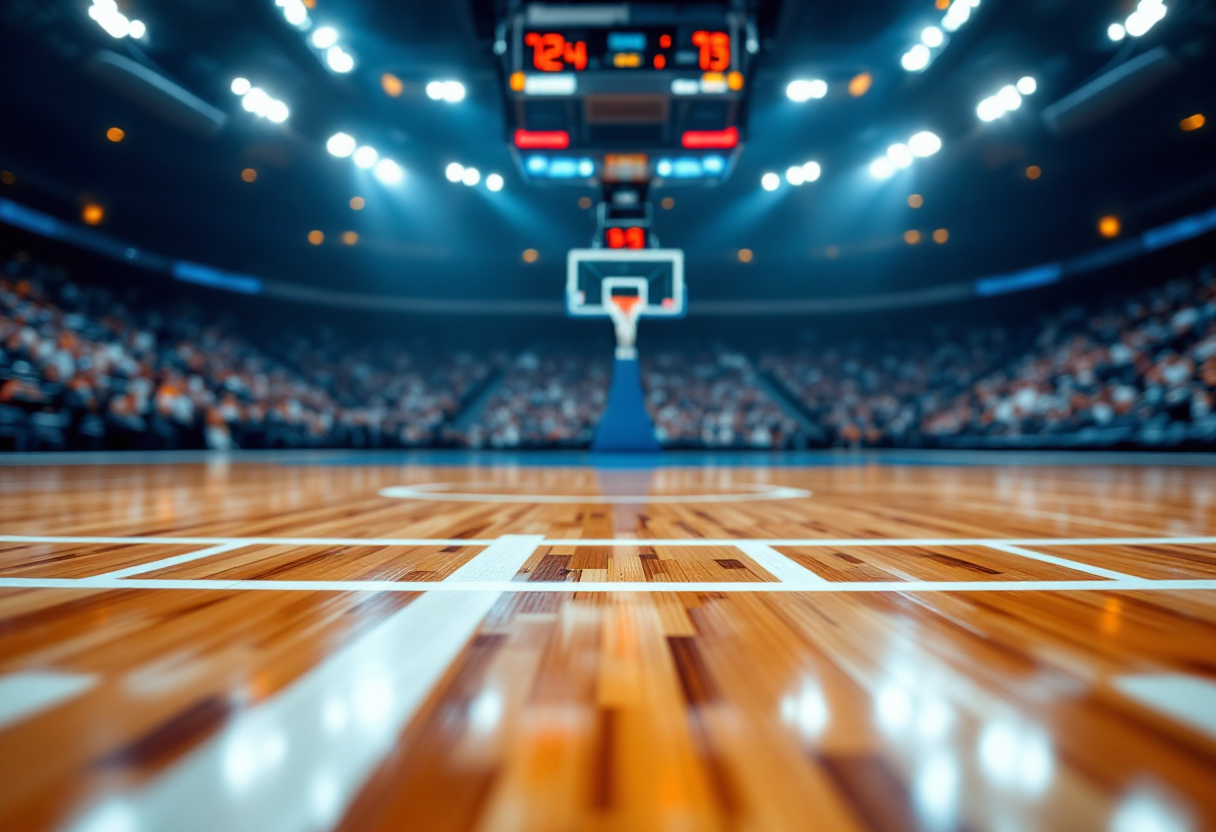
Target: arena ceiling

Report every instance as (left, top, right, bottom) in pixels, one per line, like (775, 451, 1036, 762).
(0, 0, 1213, 306)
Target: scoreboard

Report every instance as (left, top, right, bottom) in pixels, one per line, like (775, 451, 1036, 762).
(522, 28, 733, 73)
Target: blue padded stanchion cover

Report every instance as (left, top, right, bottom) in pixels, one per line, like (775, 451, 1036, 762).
(591, 357, 661, 452)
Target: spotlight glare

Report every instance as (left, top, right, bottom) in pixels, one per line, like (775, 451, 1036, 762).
(786, 79, 826, 102)
(785, 166, 805, 186)
(353, 146, 378, 169)
(445, 162, 465, 182)
(921, 26, 944, 47)
(1107, 22, 1126, 41)
(242, 88, 270, 116)
(887, 143, 914, 168)
(977, 97, 1003, 122)
(486, 173, 504, 192)
(326, 46, 355, 73)
(310, 26, 339, 49)
(870, 157, 896, 179)
(426, 82, 444, 100)
(997, 84, 1022, 111)
(442, 81, 466, 102)
(231, 77, 251, 96)
(901, 44, 931, 72)
(326, 132, 356, 157)
(461, 167, 480, 186)
(1017, 76, 1037, 95)
(266, 100, 289, 123)
(373, 158, 403, 185)
(128, 19, 146, 39)
(802, 161, 822, 182)
(761, 172, 780, 191)
(909, 131, 942, 157)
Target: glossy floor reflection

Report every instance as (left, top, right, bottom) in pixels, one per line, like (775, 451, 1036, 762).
(0, 452, 1213, 832)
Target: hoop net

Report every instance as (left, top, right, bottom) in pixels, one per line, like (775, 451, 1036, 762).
(607, 294, 644, 360)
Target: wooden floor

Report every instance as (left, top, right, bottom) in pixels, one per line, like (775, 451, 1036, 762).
(0, 452, 1214, 832)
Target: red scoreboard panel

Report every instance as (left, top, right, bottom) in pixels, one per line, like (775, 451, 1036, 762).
(519, 26, 735, 74)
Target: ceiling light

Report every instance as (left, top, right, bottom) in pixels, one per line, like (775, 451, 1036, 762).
(128, 19, 145, 39)
(921, 26, 944, 47)
(279, 0, 309, 28)
(326, 46, 355, 73)
(977, 97, 1003, 121)
(442, 81, 465, 102)
(997, 84, 1022, 110)
(908, 131, 941, 156)
(462, 167, 480, 186)
(870, 157, 896, 179)
(1016, 76, 1037, 95)
(310, 26, 338, 49)
(353, 146, 378, 169)
(425, 81, 444, 100)
(887, 143, 914, 168)
(801, 161, 822, 181)
(486, 173, 504, 192)
(761, 172, 780, 191)
(265, 100, 289, 123)
(1107, 22, 1126, 41)
(901, 45, 931, 72)
(231, 77, 251, 96)
(785, 166, 805, 185)
(445, 162, 465, 182)
(786, 79, 827, 102)
(242, 88, 270, 116)
(327, 132, 356, 157)
(373, 158, 403, 185)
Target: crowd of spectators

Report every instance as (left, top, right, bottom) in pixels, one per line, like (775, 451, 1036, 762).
(0, 255, 491, 451)
(643, 350, 804, 448)
(458, 351, 609, 448)
(3, 250, 1213, 452)
(763, 266, 1216, 449)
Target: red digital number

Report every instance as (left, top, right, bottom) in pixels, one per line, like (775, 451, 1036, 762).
(607, 228, 646, 249)
(524, 33, 587, 72)
(691, 30, 730, 71)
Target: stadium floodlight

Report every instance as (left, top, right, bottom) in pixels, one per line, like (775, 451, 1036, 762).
(327, 132, 356, 157)
(462, 167, 481, 186)
(887, 143, 914, 169)
(786, 166, 805, 185)
(374, 158, 403, 185)
(761, 172, 780, 191)
(128, 19, 146, 39)
(353, 146, 378, 169)
(445, 162, 465, 182)
(909, 131, 942, 157)
(266, 100, 289, 123)
(901, 45, 931, 72)
(242, 87, 270, 116)
(231, 77, 251, 96)
(801, 161, 822, 182)
(1108, 22, 1126, 41)
(921, 26, 944, 47)
(310, 26, 339, 49)
(786, 79, 827, 102)
(1016, 76, 1037, 95)
(870, 157, 896, 179)
(326, 46, 355, 73)
(486, 173, 504, 192)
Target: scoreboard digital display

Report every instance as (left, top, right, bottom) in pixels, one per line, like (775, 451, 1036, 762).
(522, 28, 732, 73)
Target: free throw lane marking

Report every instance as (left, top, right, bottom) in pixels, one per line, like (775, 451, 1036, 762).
(0, 670, 96, 730)
(984, 543, 1139, 581)
(95, 542, 249, 579)
(1113, 674, 1216, 740)
(734, 541, 828, 584)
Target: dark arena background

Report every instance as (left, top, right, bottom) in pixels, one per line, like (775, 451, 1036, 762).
(2, 1, 1216, 830)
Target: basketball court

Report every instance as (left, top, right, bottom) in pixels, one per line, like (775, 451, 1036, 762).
(1, 451, 1214, 831)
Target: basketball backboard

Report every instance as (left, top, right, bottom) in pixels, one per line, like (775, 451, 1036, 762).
(566, 248, 685, 318)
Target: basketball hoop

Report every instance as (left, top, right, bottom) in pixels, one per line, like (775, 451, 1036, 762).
(607, 294, 644, 359)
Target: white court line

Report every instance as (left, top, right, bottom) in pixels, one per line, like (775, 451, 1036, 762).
(984, 543, 1139, 581)
(1113, 674, 1216, 741)
(95, 542, 248, 579)
(0, 670, 97, 730)
(3, 576, 1214, 594)
(59, 534, 545, 832)
(734, 541, 827, 584)
(3, 535, 1215, 547)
